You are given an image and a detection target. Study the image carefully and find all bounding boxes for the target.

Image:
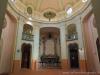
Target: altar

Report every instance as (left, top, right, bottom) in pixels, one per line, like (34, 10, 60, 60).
(40, 55, 60, 68)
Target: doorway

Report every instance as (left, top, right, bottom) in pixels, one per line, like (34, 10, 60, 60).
(68, 43, 79, 69)
(21, 43, 32, 69)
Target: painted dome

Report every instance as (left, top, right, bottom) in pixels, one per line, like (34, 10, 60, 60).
(9, 0, 89, 21)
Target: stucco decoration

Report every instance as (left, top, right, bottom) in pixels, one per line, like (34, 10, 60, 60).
(9, 0, 90, 21)
(27, 7, 33, 15)
(43, 11, 56, 21)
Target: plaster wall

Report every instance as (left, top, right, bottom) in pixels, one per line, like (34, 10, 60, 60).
(0, 13, 17, 73)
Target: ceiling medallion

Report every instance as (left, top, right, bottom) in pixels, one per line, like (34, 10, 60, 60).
(27, 7, 33, 15)
(43, 11, 56, 21)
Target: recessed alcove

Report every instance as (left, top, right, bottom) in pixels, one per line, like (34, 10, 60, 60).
(39, 27, 61, 68)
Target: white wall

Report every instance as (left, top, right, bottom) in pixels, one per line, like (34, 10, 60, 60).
(65, 15, 85, 60)
(33, 25, 40, 60)
(15, 16, 34, 65)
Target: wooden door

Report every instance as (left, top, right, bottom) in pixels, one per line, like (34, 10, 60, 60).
(21, 43, 31, 68)
(69, 43, 79, 68)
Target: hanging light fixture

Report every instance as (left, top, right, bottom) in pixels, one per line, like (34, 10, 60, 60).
(44, 11, 56, 21)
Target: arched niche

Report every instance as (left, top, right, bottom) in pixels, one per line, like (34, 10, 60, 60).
(40, 27, 60, 56)
(67, 24, 77, 35)
(22, 24, 34, 41)
(39, 27, 61, 68)
(23, 24, 33, 35)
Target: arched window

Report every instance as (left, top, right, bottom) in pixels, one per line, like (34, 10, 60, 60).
(22, 24, 33, 41)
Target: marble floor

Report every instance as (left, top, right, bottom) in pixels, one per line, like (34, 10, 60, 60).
(10, 69, 100, 75)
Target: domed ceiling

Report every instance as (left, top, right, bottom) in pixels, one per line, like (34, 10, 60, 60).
(9, 0, 88, 21)
(20, 0, 79, 12)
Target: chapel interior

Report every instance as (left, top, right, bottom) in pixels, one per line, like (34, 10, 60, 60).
(0, 0, 100, 75)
